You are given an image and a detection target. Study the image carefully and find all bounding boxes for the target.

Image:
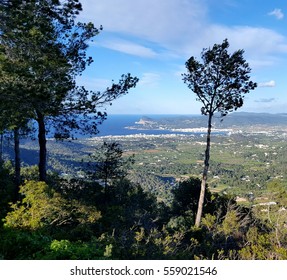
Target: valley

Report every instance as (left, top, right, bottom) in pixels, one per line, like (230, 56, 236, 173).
(5, 112, 286, 205)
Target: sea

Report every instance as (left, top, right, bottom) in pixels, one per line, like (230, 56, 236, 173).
(43, 114, 229, 139)
(95, 114, 197, 137)
(41, 114, 206, 140)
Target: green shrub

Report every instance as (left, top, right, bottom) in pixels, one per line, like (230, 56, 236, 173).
(38, 238, 108, 260)
(3, 180, 101, 233)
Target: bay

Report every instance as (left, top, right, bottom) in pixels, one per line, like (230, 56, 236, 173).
(96, 114, 201, 137)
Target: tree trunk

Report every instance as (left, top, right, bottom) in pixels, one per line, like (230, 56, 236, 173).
(195, 114, 213, 227)
(13, 128, 21, 188)
(0, 133, 3, 162)
(36, 111, 47, 182)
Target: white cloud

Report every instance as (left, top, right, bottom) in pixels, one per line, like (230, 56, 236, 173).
(197, 25, 287, 54)
(83, 0, 206, 34)
(258, 80, 276, 87)
(79, 0, 207, 49)
(79, 1, 287, 68)
(268, 9, 284, 20)
(255, 98, 276, 103)
(184, 25, 287, 70)
(138, 73, 161, 87)
(98, 39, 157, 58)
(76, 76, 111, 91)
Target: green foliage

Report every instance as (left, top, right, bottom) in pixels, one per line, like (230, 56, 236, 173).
(1, 175, 287, 260)
(171, 178, 203, 215)
(4, 180, 101, 232)
(38, 238, 109, 260)
(0, 161, 15, 221)
(218, 210, 240, 236)
(170, 177, 235, 228)
(129, 226, 186, 259)
(20, 165, 40, 181)
(0, 177, 107, 259)
(98, 179, 158, 235)
(0, 0, 138, 181)
(266, 179, 287, 206)
(182, 39, 257, 227)
(0, 228, 110, 260)
(182, 39, 257, 117)
(0, 228, 52, 259)
(1, 128, 287, 260)
(238, 227, 287, 260)
(88, 141, 135, 189)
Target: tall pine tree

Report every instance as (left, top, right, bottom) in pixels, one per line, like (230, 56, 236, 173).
(183, 39, 257, 227)
(0, 0, 138, 181)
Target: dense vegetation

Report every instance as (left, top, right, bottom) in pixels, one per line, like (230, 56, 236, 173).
(1, 126, 287, 259)
(1, 159, 287, 260)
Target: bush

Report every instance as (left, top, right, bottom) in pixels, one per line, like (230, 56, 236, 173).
(3, 180, 101, 237)
(170, 177, 235, 228)
(0, 161, 16, 222)
(0, 228, 51, 259)
(38, 238, 109, 260)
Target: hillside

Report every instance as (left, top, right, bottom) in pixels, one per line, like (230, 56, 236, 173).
(128, 112, 287, 131)
(1, 112, 287, 260)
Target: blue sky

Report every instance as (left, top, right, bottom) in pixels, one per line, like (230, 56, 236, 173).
(77, 0, 287, 114)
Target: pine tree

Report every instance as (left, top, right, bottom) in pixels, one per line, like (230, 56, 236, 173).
(0, 0, 138, 181)
(182, 39, 257, 227)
